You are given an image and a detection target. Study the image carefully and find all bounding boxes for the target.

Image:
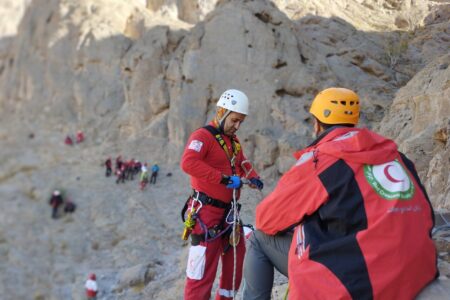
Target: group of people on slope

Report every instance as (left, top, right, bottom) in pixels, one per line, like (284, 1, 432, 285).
(180, 88, 437, 300)
(104, 156, 159, 189)
(65, 130, 85, 146)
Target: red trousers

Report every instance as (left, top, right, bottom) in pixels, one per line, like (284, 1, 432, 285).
(184, 230, 246, 300)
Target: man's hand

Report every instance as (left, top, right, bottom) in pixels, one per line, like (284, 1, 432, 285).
(249, 177, 264, 190)
(226, 175, 243, 189)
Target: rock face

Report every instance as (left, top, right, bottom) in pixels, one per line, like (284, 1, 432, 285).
(378, 54, 450, 210)
(4, 0, 446, 168)
(0, 0, 31, 37)
(0, 0, 449, 299)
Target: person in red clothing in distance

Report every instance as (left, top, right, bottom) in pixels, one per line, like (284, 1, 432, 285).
(85, 273, 98, 300)
(181, 89, 264, 300)
(243, 87, 437, 300)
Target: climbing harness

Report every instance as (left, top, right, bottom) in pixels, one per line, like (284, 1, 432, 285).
(191, 190, 232, 209)
(204, 125, 241, 174)
(180, 191, 238, 244)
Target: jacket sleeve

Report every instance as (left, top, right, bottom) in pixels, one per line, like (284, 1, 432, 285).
(180, 129, 223, 184)
(256, 161, 329, 235)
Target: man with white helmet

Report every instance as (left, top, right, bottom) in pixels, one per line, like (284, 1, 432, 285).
(243, 87, 437, 299)
(49, 190, 63, 219)
(181, 89, 264, 300)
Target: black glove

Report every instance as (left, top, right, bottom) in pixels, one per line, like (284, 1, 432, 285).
(220, 174, 230, 185)
(250, 177, 264, 190)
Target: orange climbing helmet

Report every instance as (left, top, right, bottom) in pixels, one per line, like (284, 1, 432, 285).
(309, 87, 360, 125)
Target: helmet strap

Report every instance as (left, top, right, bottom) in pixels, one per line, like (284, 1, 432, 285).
(218, 110, 231, 132)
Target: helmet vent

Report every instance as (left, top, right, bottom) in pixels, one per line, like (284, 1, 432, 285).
(217, 89, 249, 115)
(309, 87, 359, 125)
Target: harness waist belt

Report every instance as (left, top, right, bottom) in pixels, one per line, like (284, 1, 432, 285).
(192, 190, 231, 210)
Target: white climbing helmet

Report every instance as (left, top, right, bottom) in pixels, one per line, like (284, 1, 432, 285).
(217, 89, 249, 115)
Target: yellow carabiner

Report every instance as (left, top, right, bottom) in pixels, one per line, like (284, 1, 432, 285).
(181, 207, 196, 241)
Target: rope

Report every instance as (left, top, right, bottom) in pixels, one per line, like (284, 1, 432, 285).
(283, 284, 289, 300)
(231, 187, 238, 300)
(196, 217, 231, 242)
(241, 160, 253, 178)
(432, 212, 450, 236)
(439, 211, 450, 225)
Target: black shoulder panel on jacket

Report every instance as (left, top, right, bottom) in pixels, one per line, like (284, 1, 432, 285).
(305, 159, 373, 299)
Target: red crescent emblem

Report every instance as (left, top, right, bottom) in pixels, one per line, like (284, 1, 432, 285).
(383, 165, 404, 183)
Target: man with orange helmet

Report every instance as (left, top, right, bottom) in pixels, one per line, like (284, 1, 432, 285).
(181, 89, 263, 300)
(243, 87, 437, 299)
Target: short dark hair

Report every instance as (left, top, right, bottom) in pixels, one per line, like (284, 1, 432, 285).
(316, 118, 355, 130)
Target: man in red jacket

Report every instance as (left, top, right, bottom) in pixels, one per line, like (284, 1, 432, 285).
(181, 89, 264, 300)
(243, 87, 437, 299)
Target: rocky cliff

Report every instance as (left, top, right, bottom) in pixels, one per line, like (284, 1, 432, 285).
(0, 0, 449, 299)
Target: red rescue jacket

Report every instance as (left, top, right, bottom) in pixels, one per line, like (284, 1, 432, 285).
(181, 123, 258, 228)
(256, 127, 437, 300)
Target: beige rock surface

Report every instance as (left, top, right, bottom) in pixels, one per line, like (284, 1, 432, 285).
(0, 0, 31, 37)
(378, 54, 450, 210)
(0, 0, 449, 299)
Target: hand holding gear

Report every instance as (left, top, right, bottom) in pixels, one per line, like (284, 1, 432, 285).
(249, 177, 264, 190)
(226, 175, 243, 189)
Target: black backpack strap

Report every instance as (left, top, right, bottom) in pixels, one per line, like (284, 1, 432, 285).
(203, 124, 220, 136)
(203, 125, 241, 174)
(203, 125, 241, 157)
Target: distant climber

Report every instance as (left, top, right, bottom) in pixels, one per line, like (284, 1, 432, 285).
(76, 130, 85, 143)
(64, 135, 73, 146)
(150, 163, 159, 184)
(140, 167, 149, 191)
(180, 89, 263, 300)
(125, 159, 135, 180)
(115, 155, 123, 172)
(116, 165, 126, 184)
(85, 273, 98, 300)
(134, 159, 142, 175)
(49, 190, 63, 219)
(105, 158, 112, 177)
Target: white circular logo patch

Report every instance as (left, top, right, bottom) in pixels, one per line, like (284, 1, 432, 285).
(364, 160, 414, 200)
